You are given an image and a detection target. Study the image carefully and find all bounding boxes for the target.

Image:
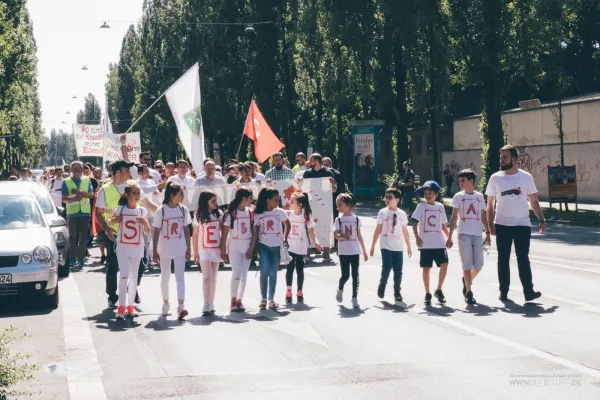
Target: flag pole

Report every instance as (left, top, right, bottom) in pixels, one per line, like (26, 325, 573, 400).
(125, 92, 166, 133)
(235, 133, 245, 161)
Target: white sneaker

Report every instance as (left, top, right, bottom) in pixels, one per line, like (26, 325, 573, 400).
(202, 303, 211, 315)
(351, 298, 360, 309)
(336, 289, 343, 303)
(209, 302, 216, 313)
(162, 303, 171, 316)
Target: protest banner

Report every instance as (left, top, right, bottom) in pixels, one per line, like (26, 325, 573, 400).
(72, 124, 104, 157)
(104, 132, 142, 163)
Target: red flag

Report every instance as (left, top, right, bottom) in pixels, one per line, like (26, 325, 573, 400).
(243, 100, 285, 162)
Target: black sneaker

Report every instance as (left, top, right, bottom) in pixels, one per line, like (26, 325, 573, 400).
(462, 277, 467, 297)
(100, 255, 107, 265)
(394, 293, 403, 303)
(134, 292, 141, 304)
(377, 283, 385, 299)
(434, 289, 446, 304)
(108, 299, 117, 308)
(465, 291, 476, 305)
(499, 293, 509, 301)
(297, 292, 304, 304)
(424, 293, 432, 305)
(285, 294, 292, 303)
(524, 291, 542, 302)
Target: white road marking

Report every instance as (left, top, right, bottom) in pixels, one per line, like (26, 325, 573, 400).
(61, 276, 108, 400)
(305, 270, 321, 276)
(527, 255, 599, 267)
(485, 283, 600, 314)
(364, 291, 600, 379)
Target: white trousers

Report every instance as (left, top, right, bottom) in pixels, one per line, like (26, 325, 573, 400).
(199, 260, 219, 304)
(116, 252, 141, 307)
(159, 257, 186, 301)
(229, 249, 252, 299)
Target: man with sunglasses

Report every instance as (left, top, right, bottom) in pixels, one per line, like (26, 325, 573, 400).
(140, 152, 162, 184)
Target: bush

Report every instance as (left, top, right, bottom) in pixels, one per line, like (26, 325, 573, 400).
(383, 173, 399, 189)
(0, 327, 36, 399)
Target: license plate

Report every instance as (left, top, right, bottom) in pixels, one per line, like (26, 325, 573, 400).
(0, 274, 12, 284)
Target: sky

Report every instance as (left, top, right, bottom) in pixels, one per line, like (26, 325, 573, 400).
(27, 0, 145, 135)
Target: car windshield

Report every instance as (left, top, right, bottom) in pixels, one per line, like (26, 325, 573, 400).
(0, 195, 46, 230)
(32, 188, 54, 214)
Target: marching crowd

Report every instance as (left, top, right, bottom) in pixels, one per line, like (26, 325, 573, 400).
(10, 144, 546, 320)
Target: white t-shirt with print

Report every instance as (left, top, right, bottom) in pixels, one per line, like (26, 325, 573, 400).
(451, 191, 486, 236)
(193, 211, 223, 262)
(46, 178, 64, 208)
(153, 205, 191, 259)
(485, 170, 537, 227)
(376, 208, 408, 251)
(412, 202, 447, 249)
(115, 205, 147, 258)
(167, 174, 196, 190)
(224, 208, 253, 253)
(287, 211, 315, 256)
(335, 214, 362, 256)
(255, 208, 288, 248)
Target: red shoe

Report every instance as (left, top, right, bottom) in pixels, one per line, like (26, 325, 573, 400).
(127, 306, 139, 317)
(230, 298, 238, 311)
(236, 299, 245, 312)
(297, 290, 304, 303)
(116, 306, 126, 319)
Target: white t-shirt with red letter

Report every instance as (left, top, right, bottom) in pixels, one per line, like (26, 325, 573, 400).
(485, 170, 537, 227)
(153, 204, 192, 259)
(376, 208, 408, 251)
(287, 211, 315, 255)
(115, 205, 147, 258)
(451, 191, 486, 236)
(412, 202, 447, 249)
(194, 211, 223, 262)
(224, 209, 253, 253)
(335, 214, 362, 256)
(255, 208, 288, 248)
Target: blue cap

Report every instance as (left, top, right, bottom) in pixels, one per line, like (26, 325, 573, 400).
(416, 180, 440, 197)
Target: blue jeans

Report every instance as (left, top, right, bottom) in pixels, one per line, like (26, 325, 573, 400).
(258, 243, 280, 300)
(380, 249, 404, 295)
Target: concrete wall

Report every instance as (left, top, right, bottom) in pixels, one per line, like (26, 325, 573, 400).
(442, 142, 600, 202)
(453, 98, 600, 150)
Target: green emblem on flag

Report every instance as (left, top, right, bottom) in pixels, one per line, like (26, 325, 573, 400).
(184, 106, 202, 136)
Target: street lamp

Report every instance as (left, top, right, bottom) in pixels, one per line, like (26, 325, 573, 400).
(244, 25, 257, 36)
(66, 111, 70, 114)
(81, 65, 88, 71)
(72, 95, 78, 99)
(100, 21, 110, 29)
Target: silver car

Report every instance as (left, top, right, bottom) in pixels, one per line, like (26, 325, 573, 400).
(0, 191, 59, 309)
(2, 181, 70, 277)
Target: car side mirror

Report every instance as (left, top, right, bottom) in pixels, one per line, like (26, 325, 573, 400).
(57, 207, 65, 215)
(51, 218, 67, 228)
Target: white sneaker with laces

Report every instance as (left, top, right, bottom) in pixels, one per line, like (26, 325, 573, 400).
(202, 303, 211, 314)
(351, 298, 360, 309)
(162, 303, 171, 316)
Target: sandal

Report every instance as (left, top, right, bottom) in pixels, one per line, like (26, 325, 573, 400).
(259, 299, 267, 310)
(268, 300, 279, 310)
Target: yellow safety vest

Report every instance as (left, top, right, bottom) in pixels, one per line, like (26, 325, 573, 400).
(64, 177, 91, 215)
(102, 180, 137, 231)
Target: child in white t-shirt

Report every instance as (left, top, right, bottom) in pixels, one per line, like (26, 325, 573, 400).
(152, 182, 192, 320)
(285, 192, 322, 304)
(249, 188, 290, 310)
(334, 193, 368, 309)
(221, 188, 254, 312)
(109, 182, 151, 319)
(447, 169, 491, 305)
(192, 190, 223, 315)
(411, 181, 451, 306)
(370, 188, 412, 304)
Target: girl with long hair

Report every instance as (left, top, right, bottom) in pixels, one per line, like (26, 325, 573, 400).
(193, 190, 223, 315)
(109, 182, 150, 319)
(221, 188, 254, 312)
(249, 188, 290, 310)
(285, 192, 322, 304)
(152, 182, 192, 319)
(334, 193, 368, 309)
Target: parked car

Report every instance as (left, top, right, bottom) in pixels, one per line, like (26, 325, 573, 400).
(0, 190, 59, 308)
(2, 181, 70, 277)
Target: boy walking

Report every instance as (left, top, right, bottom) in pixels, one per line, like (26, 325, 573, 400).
(370, 188, 412, 304)
(446, 169, 491, 305)
(411, 181, 451, 305)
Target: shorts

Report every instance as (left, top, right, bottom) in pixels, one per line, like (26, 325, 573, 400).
(419, 248, 448, 268)
(458, 234, 484, 271)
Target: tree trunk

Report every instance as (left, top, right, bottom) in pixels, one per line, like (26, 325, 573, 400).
(427, 16, 440, 182)
(393, 41, 409, 168)
(315, 72, 324, 152)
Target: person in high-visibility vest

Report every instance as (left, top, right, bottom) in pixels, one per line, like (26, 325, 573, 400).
(62, 161, 94, 268)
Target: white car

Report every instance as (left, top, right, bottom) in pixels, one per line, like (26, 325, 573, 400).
(0, 190, 59, 308)
(2, 181, 70, 277)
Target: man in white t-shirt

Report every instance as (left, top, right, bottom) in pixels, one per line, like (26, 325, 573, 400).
(46, 166, 65, 209)
(167, 160, 195, 189)
(486, 145, 546, 302)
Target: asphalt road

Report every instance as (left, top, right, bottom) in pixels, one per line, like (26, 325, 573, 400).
(1, 206, 599, 400)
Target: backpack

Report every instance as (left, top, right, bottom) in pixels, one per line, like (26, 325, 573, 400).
(335, 215, 360, 236)
(159, 204, 185, 229)
(229, 208, 254, 231)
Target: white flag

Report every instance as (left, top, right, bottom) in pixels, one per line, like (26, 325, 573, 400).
(103, 105, 114, 134)
(165, 63, 206, 171)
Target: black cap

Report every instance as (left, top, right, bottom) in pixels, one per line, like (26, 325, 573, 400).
(111, 160, 135, 174)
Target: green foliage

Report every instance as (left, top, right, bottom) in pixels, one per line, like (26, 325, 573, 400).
(478, 111, 490, 193)
(0, 326, 37, 399)
(383, 173, 399, 189)
(45, 129, 77, 166)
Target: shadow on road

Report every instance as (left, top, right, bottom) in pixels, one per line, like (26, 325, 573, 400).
(145, 315, 186, 331)
(457, 303, 499, 317)
(0, 296, 55, 318)
(338, 305, 368, 318)
(423, 304, 456, 317)
(84, 308, 142, 331)
(374, 301, 415, 313)
(499, 300, 559, 318)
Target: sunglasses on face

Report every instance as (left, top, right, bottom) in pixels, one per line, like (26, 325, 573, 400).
(384, 195, 395, 200)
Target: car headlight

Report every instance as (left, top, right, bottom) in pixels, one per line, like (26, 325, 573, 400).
(54, 232, 65, 243)
(33, 246, 52, 264)
(21, 254, 33, 264)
